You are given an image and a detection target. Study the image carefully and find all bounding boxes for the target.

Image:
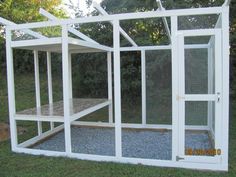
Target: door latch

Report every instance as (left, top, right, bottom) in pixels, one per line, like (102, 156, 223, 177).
(217, 92, 220, 102)
(176, 156, 185, 161)
(176, 95, 185, 101)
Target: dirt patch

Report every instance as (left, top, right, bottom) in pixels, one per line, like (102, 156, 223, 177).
(0, 123, 27, 142)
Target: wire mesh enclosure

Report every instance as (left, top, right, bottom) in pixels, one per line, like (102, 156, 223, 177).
(0, 0, 230, 171)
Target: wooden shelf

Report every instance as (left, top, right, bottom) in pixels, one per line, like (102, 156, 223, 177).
(15, 98, 110, 122)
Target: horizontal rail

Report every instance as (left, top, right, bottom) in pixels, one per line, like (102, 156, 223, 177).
(14, 114, 64, 122)
(120, 44, 209, 51)
(13, 146, 225, 170)
(184, 94, 217, 101)
(11, 37, 112, 52)
(11, 37, 61, 48)
(71, 121, 209, 131)
(8, 6, 223, 30)
(69, 37, 112, 51)
(178, 29, 221, 36)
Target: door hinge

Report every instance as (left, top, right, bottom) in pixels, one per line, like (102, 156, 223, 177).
(176, 156, 185, 161)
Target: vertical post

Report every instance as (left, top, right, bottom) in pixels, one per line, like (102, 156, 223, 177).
(68, 52, 73, 99)
(221, 6, 230, 170)
(214, 29, 222, 158)
(113, 20, 122, 158)
(141, 50, 146, 125)
(34, 50, 42, 135)
(47, 51, 54, 130)
(107, 52, 113, 123)
(171, 16, 179, 161)
(177, 33, 185, 157)
(6, 27, 18, 150)
(62, 24, 72, 154)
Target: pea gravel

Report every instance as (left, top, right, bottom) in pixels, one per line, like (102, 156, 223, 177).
(33, 127, 212, 160)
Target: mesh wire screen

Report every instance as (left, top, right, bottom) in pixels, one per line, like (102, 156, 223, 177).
(120, 17, 170, 46)
(185, 101, 208, 126)
(146, 50, 172, 124)
(121, 51, 142, 123)
(72, 52, 108, 99)
(185, 48, 209, 94)
(185, 101, 215, 156)
(72, 52, 109, 122)
(178, 14, 219, 30)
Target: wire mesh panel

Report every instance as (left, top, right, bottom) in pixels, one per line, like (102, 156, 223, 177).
(185, 101, 216, 156)
(185, 101, 208, 126)
(72, 52, 109, 122)
(120, 17, 171, 46)
(185, 48, 209, 94)
(121, 51, 141, 123)
(121, 50, 172, 160)
(145, 50, 172, 125)
(178, 14, 219, 30)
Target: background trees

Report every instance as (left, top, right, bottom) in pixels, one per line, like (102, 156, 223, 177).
(0, 0, 235, 99)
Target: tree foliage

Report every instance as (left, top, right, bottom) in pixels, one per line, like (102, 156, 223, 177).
(0, 0, 67, 72)
(0, 0, 67, 40)
(0, 0, 66, 23)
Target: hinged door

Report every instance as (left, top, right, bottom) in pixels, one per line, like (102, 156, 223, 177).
(177, 29, 222, 164)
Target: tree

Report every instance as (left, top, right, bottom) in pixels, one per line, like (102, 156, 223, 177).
(0, 0, 66, 23)
(0, 0, 67, 39)
(0, 0, 67, 72)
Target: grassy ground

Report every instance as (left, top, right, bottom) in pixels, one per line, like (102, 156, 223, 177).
(0, 73, 235, 177)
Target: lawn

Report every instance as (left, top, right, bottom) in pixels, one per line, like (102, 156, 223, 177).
(0, 73, 235, 177)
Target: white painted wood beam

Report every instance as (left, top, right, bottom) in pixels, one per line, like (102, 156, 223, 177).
(62, 24, 72, 153)
(141, 50, 146, 125)
(34, 50, 42, 135)
(6, 27, 18, 150)
(113, 20, 122, 158)
(223, 0, 231, 6)
(107, 52, 113, 123)
(8, 7, 223, 30)
(46, 52, 54, 130)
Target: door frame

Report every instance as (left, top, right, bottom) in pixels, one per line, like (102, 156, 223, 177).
(176, 29, 222, 164)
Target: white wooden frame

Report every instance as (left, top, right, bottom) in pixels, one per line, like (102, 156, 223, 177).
(177, 29, 222, 164)
(3, 1, 230, 171)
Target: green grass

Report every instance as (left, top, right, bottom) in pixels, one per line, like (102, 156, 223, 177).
(0, 73, 236, 177)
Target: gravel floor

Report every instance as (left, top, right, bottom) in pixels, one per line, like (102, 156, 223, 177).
(33, 127, 212, 160)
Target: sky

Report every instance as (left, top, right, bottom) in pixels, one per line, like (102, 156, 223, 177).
(62, 0, 102, 17)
